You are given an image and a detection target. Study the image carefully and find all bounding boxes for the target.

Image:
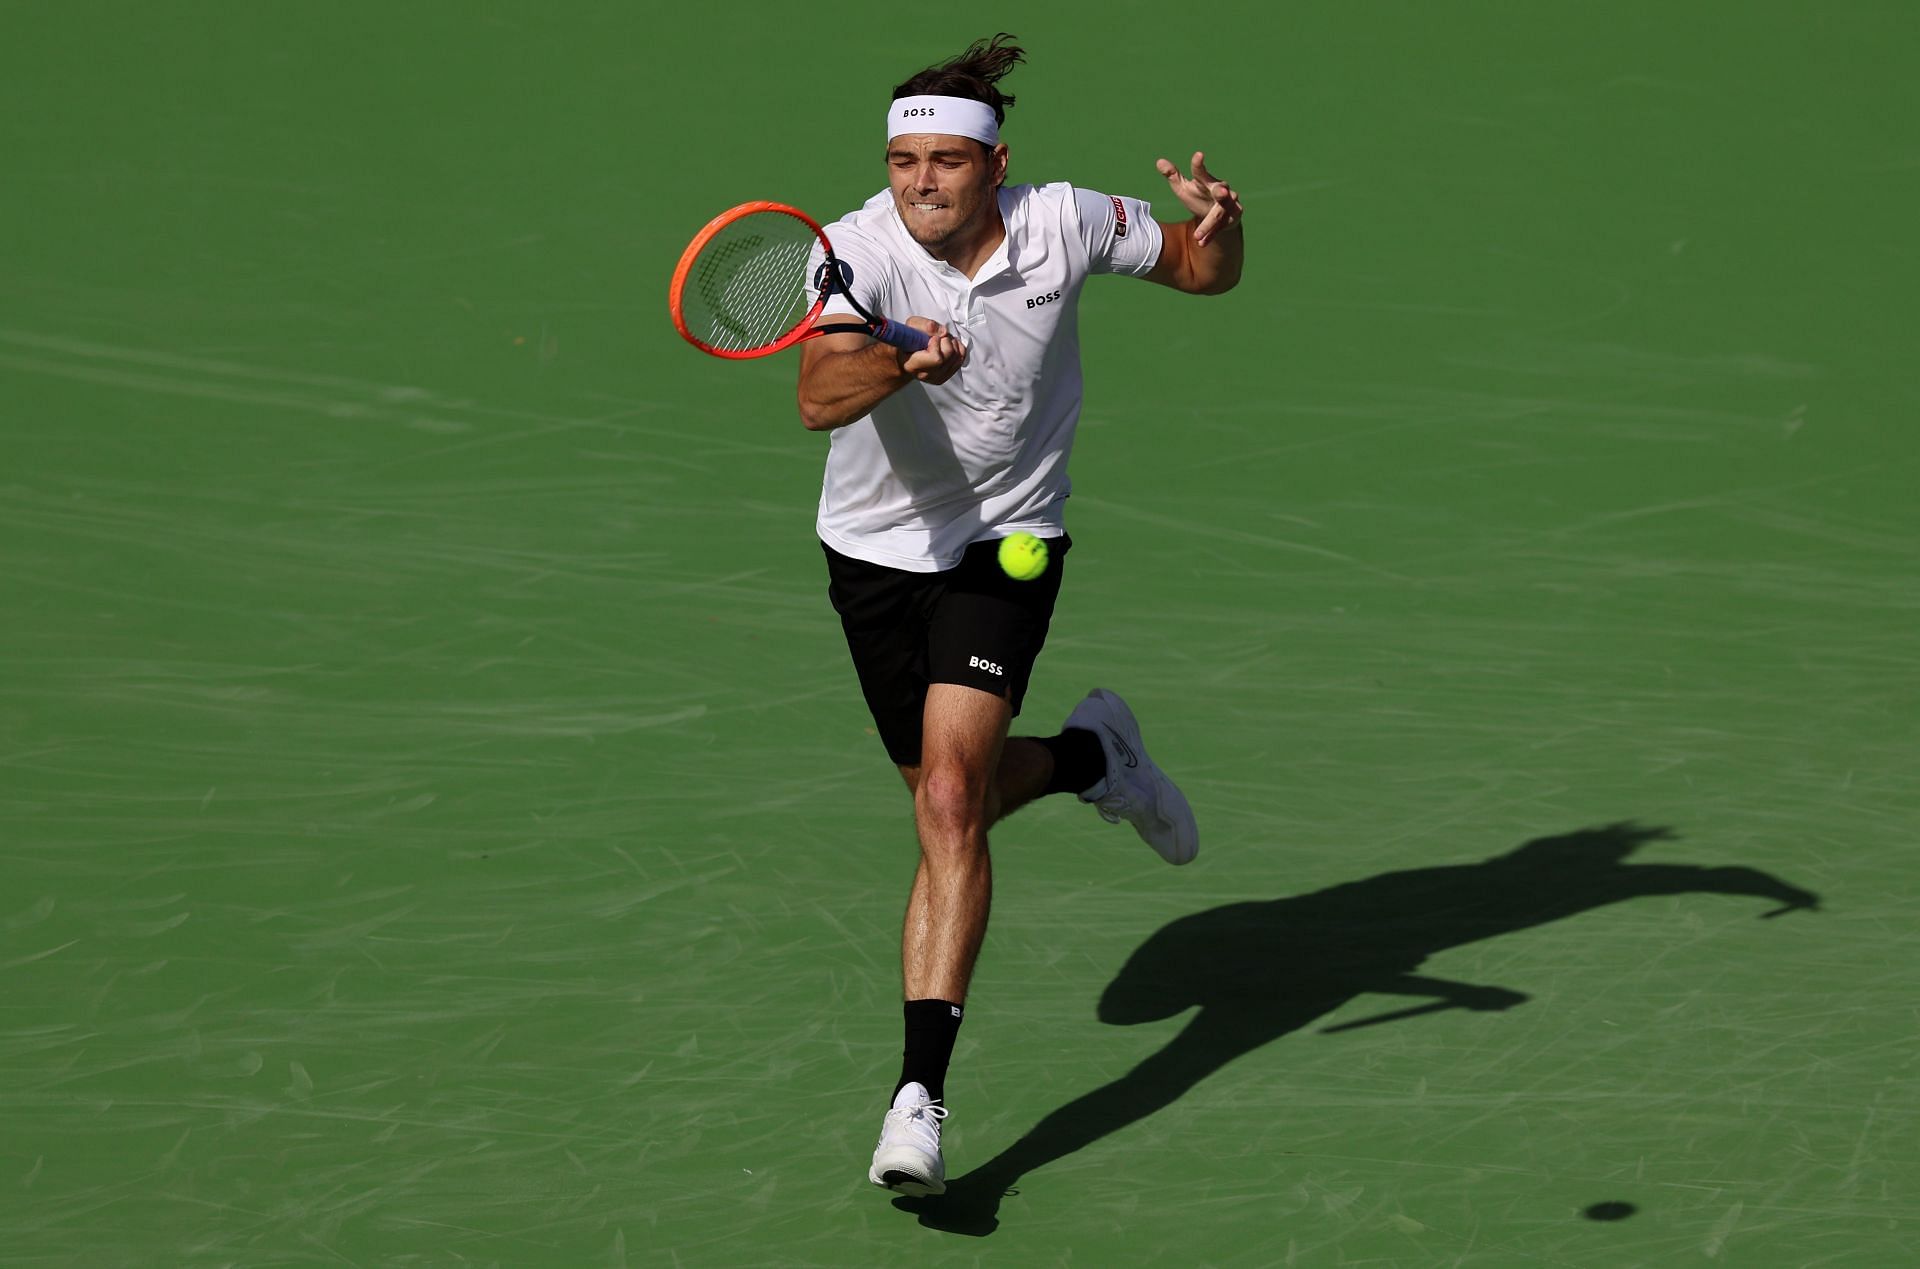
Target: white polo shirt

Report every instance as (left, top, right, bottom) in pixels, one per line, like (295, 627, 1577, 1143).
(808, 182, 1163, 572)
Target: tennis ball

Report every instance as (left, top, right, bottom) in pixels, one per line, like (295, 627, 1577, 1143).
(998, 532, 1049, 581)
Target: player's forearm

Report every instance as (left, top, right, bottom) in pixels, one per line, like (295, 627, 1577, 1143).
(797, 343, 914, 431)
(1174, 218, 1244, 295)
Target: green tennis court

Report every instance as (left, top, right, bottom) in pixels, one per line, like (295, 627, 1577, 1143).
(4, 4, 1914, 1264)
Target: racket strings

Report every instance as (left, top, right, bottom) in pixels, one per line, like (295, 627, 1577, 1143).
(685, 217, 817, 353)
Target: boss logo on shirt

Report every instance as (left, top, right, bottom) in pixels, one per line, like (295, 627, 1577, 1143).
(1110, 195, 1130, 238)
(1025, 290, 1063, 309)
(968, 656, 1005, 676)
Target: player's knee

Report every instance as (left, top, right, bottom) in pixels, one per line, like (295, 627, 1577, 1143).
(914, 764, 994, 844)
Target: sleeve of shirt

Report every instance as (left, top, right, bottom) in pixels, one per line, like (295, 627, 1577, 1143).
(1071, 186, 1166, 278)
(806, 225, 890, 321)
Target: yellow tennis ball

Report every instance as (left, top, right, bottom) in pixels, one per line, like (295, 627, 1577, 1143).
(998, 532, 1049, 581)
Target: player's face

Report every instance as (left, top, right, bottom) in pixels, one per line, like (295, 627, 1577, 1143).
(886, 134, 1008, 255)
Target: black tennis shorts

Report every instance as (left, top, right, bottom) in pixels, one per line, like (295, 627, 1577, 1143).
(823, 534, 1071, 767)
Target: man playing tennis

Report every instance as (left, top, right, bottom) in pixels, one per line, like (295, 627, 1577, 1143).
(794, 34, 1244, 1198)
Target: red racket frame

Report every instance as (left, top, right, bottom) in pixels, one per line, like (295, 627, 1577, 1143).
(667, 201, 833, 360)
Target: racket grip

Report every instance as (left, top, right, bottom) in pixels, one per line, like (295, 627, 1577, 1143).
(872, 319, 931, 354)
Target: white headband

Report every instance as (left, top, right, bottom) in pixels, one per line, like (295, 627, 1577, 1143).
(886, 95, 1000, 146)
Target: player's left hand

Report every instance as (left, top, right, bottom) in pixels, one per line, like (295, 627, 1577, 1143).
(1155, 151, 1243, 248)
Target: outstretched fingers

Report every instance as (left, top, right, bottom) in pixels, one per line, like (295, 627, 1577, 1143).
(1190, 151, 1244, 247)
(1154, 150, 1243, 248)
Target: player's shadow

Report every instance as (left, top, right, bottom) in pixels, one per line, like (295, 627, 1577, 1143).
(896, 822, 1818, 1236)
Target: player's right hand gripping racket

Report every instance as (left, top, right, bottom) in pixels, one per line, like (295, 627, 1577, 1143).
(668, 201, 931, 360)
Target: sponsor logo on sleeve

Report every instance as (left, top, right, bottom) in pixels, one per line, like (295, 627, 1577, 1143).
(812, 258, 853, 295)
(1110, 195, 1129, 239)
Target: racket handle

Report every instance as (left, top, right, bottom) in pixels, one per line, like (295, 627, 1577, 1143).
(872, 319, 931, 354)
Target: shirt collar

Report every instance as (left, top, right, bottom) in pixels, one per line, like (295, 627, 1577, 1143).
(884, 185, 1022, 285)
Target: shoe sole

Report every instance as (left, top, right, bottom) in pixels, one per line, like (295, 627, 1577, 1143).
(1080, 689, 1199, 865)
(870, 1167, 945, 1197)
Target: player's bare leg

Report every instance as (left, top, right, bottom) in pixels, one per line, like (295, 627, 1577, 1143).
(870, 682, 1015, 1197)
(874, 688, 1179, 1197)
(985, 737, 1054, 818)
(903, 682, 1012, 1003)
(897, 739, 1054, 829)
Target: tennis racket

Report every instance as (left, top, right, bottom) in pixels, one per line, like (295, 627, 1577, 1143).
(668, 201, 931, 360)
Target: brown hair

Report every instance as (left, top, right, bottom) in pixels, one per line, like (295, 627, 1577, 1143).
(891, 34, 1026, 126)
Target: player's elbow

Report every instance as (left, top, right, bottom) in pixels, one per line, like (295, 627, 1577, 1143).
(1191, 258, 1243, 296)
(796, 392, 846, 432)
(796, 380, 830, 431)
(1159, 260, 1239, 297)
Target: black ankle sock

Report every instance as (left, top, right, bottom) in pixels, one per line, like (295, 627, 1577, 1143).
(1038, 727, 1107, 797)
(895, 999, 964, 1105)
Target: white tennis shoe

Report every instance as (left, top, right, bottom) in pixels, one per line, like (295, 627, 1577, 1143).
(868, 1081, 948, 1197)
(1065, 688, 1199, 865)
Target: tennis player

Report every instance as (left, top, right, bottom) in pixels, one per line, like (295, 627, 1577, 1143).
(793, 34, 1244, 1198)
